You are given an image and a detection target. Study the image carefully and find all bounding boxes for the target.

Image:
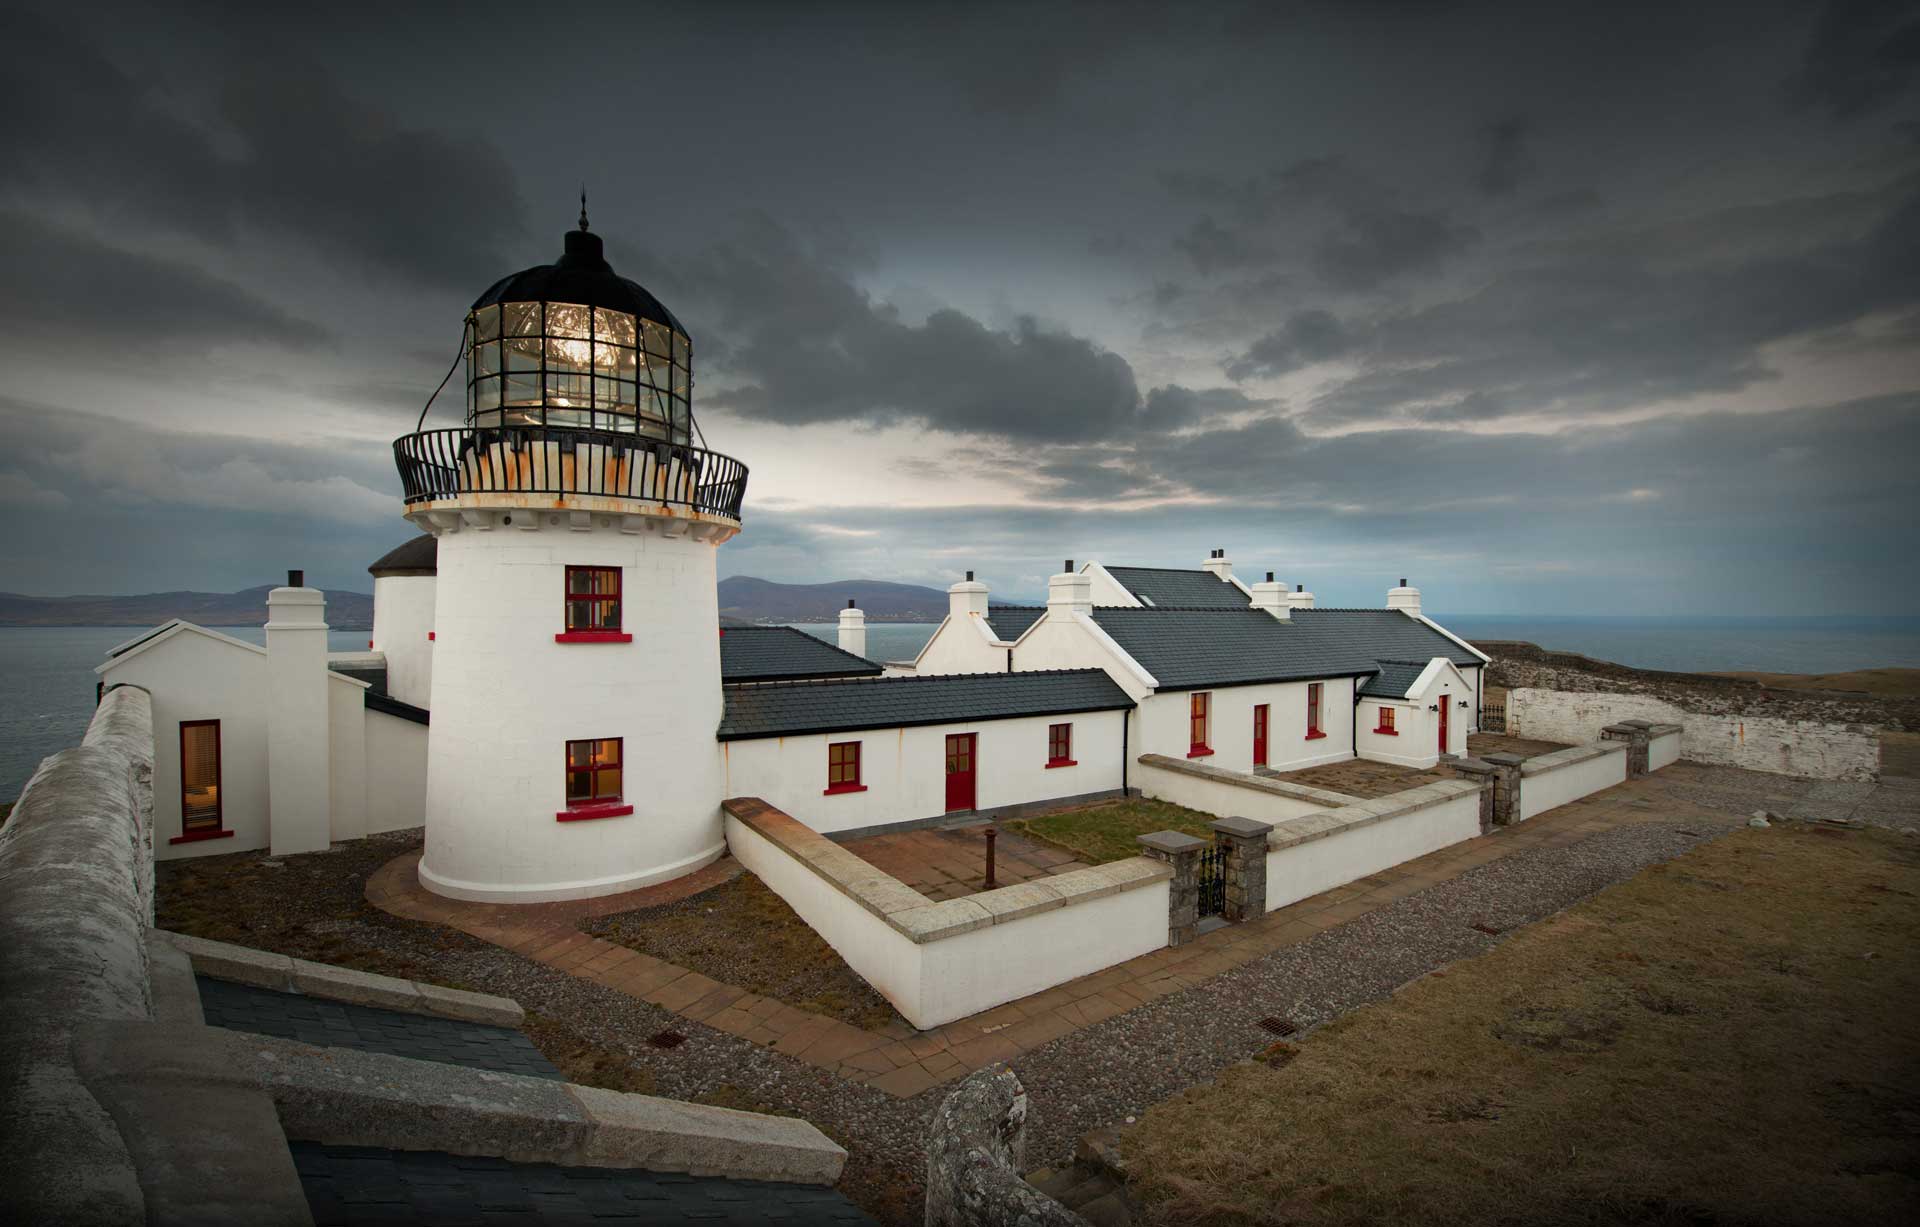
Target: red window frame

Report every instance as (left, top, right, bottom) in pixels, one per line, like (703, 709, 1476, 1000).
(825, 740, 866, 794)
(1188, 692, 1213, 757)
(1305, 683, 1326, 740)
(1374, 705, 1398, 736)
(1046, 722, 1075, 767)
(556, 565, 633, 643)
(169, 719, 233, 845)
(559, 737, 632, 820)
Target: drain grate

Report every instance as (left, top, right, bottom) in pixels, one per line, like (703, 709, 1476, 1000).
(1471, 922, 1503, 936)
(1257, 1016, 1298, 1037)
(646, 1030, 687, 1049)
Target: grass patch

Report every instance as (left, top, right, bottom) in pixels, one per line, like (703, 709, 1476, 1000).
(1120, 824, 1920, 1225)
(584, 872, 902, 1032)
(1005, 797, 1219, 865)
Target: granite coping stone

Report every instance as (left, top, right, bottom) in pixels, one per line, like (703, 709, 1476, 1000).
(1266, 778, 1482, 853)
(1137, 752, 1358, 806)
(724, 797, 1169, 945)
(1209, 815, 1275, 839)
(1137, 830, 1208, 855)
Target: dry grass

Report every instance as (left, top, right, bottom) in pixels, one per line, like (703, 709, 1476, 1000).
(1711, 667, 1920, 698)
(1121, 824, 1920, 1226)
(1005, 797, 1219, 865)
(584, 872, 901, 1031)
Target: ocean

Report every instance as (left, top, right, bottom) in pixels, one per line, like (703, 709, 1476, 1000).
(6, 616, 1917, 804)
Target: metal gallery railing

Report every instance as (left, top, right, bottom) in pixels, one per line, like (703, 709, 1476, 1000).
(392, 427, 749, 520)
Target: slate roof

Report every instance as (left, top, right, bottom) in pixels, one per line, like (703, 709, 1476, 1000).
(1102, 566, 1251, 609)
(985, 605, 1046, 641)
(368, 534, 437, 577)
(1089, 607, 1482, 691)
(1357, 659, 1429, 699)
(196, 977, 560, 1080)
(719, 626, 883, 683)
(719, 669, 1133, 740)
(294, 1144, 874, 1225)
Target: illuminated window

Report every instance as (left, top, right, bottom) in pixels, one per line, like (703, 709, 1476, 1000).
(565, 566, 622, 631)
(1306, 683, 1325, 739)
(826, 741, 864, 794)
(565, 738, 623, 805)
(468, 301, 691, 442)
(1047, 723, 1073, 766)
(1189, 692, 1212, 756)
(180, 720, 222, 835)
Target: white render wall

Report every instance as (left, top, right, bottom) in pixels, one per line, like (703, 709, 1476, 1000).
(418, 518, 727, 901)
(372, 574, 436, 708)
(365, 709, 428, 834)
(1649, 726, 1682, 772)
(1508, 688, 1880, 782)
(1517, 743, 1628, 821)
(1266, 786, 1483, 911)
(1355, 698, 1424, 767)
(908, 614, 1007, 676)
(1139, 677, 1355, 773)
(327, 674, 369, 843)
(1009, 615, 1154, 699)
(1132, 757, 1329, 824)
(720, 708, 1127, 836)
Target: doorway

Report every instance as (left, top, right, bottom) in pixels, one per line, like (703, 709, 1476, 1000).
(1438, 694, 1450, 756)
(1252, 704, 1269, 768)
(945, 733, 977, 812)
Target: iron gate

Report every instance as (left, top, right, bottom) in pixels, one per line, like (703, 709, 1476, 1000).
(1481, 700, 1507, 734)
(1197, 842, 1227, 918)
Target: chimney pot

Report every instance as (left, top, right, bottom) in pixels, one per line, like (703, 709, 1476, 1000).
(1400, 578, 1408, 587)
(1296, 584, 1303, 592)
(966, 570, 974, 582)
(847, 598, 856, 608)
(1064, 559, 1073, 572)
(288, 569, 304, 588)
(1266, 571, 1274, 582)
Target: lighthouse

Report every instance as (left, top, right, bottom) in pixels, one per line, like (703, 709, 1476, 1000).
(393, 204, 748, 902)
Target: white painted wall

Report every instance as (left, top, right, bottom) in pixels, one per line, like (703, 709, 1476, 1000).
(364, 709, 428, 834)
(1139, 677, 1355, 772)
(371, 574, 436, 708)
(328, 674, 369, 843)
(1518, 743, 1628, 821)
(266, 586, 332, 856)
(1508, 688, 1880, 782)
(1009, 615, 1155, 699)
(1355, 699, 1422, 767)
(908, 614, 1006, 676)
(721, 707, 1127, 835)
(418, 516, 727, 902)
(1266, 789, 1482, 911)
(1133, 758, 1327, 823)
(1080, 562, 1142, 607)
(1649, 727, 1682, 772)
(97, 627, 271, 859)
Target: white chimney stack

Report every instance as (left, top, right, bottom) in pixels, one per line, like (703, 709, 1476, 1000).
(1287, 582, 1315, 610)
(838, 598, 867, 657)
(1201, 547, 1234, 582)
(266, 570, 332, 857)
(1387, 578, 1422, 618)
(949, 570, 990, 621)
(1250, 570, 1290, 620)
(1047, 559, 1092, 621)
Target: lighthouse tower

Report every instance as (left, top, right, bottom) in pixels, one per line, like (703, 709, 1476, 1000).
(393, 205, 748, 902)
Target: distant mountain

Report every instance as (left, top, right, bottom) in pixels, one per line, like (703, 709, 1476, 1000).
(718, 576, 950, 623)
(0, 586, 374, 629)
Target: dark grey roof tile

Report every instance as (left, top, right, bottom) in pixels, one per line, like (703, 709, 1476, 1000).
(719, 626, 883, 683)
(719, 669, 1133, 740)
(984, 605, 1046, 641)
(1089, 607, 1480, 690)
(1103, 566, 1250, 608)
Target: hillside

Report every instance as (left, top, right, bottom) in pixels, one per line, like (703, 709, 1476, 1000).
(0, 587, 375, 629)
(717, 576, 950, 623)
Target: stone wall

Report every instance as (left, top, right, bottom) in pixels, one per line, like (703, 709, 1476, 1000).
(1508, 688, 1879, 782)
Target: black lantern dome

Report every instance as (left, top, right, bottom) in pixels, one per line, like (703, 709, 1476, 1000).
(463, 206, 693, 444)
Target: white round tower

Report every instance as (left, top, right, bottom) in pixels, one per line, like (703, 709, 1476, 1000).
(393, 207, 747, 903)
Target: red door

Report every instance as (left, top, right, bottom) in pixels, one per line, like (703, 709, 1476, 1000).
(945, 733, 977, 812)
(1252, 704, 1269, 767)
(1437, 694, 1450, 755)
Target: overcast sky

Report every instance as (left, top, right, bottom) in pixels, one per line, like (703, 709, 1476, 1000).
(2, 0, 1916, 613)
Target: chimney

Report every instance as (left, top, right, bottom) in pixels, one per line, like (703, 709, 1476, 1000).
(838, 598, 867, 658)
(1047, 561, 1093, 622)
(1201, 547, 1233, 583)
(1250, 569, 1290, 620)
(266, 573, 331, 856)
(1287, 582, 1315, 610)
(949, 571, 990, 621)
(1387, 577, 1422, 617)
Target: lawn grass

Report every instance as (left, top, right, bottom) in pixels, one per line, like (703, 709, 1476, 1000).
(1119, 823, 1920, 1225)
(1005, 796, 1219, 864)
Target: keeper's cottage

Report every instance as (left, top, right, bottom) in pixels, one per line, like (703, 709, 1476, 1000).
(99, 211, 1490, 903)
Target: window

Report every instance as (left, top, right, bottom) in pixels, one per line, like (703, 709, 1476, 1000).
(1047, 722, 1075, 767)
(1188, 692, 1212, 757)
(1374, 705, 1398, 736)
(825, 741, 866, 794)
(558, 566, 631, 641)
(1306, 683, 1326, 739)
(559, 737, 631, 820)
(170, 720, 232, 845)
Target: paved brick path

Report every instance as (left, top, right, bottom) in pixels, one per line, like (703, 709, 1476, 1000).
(839, 824, 1090, 900)
(367, 767, 1722, 1100)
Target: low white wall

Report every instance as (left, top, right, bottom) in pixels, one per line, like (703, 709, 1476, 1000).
(1265, 782, 1483, 912)
(364, 709, 429, 834)
(1508, 688, 1879, 782)
(1649, 727, 1682, 772)
(1517, 743, 1627, 821)
(1134, 755, 1341, 823)
(328, 675, 369, 843)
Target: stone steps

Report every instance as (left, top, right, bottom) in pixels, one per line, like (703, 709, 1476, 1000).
(1026, 1127, 1138, 1225)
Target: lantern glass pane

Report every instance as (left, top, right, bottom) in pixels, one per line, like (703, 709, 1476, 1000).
(503, 302, 541, 336)
(643, 319, 673, 358)
(472, 304, 500, 341)
(547, 302, 590, 339)
(594, 308, 636, 347)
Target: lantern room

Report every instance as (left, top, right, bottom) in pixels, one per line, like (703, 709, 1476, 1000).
(465, 210, 693, 444)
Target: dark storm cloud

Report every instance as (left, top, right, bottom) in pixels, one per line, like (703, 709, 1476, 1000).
(1791, 0, 1920, 118)
(1173, 217, 1281, 275)
(1224, 310, 1357, 380)
(0, 212, 315, 354)
(0, 10, 527, 290)
(1475, 116, 1537, 196)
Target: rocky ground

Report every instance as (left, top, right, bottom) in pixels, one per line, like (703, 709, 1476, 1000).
(1480, 640, 1920, 732)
